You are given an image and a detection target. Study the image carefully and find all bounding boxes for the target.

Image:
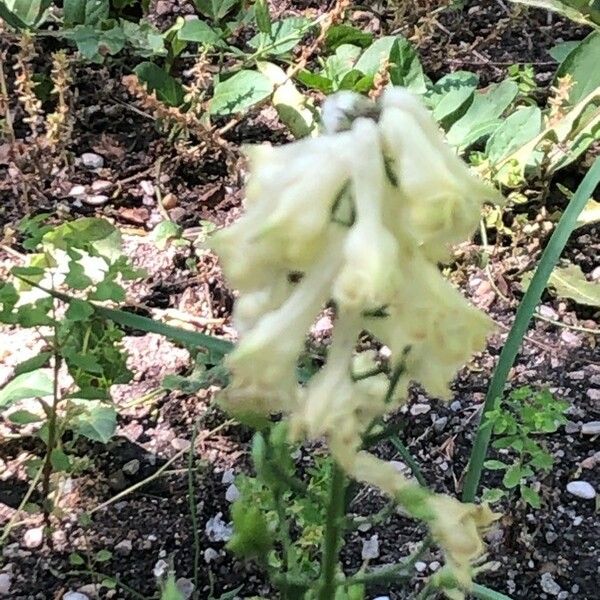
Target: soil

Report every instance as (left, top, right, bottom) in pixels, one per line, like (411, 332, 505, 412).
(1, 1, 599, 600)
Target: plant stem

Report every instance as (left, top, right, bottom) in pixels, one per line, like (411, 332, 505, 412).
(462, 158, 600, 502)
(390, 435, 426, 486)
(317, 463, 347, 600)
(188, 419, 200, 599)
(471, 583, 514, 600)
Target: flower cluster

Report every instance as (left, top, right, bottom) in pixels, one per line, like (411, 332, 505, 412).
(212, 88, 500, 597)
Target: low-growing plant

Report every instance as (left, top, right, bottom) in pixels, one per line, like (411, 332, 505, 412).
(0, 215, 142, 532)
(481, 386, 568, 508)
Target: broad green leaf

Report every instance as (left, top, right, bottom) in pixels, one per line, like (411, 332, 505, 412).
(427, 71, 478, 125)
(63, 0, 86, 25)
(90, 280, 125, 302)
(121, 20, 167, 57)
(65, 299, 94, 322)
(95, 549, 112, 562)
(134, 61, 184, 106)
(355, 36, 396, 76)
(74, 403, 117, 443)
(481, 488, 506, 502)
(178, 18, 222, 45)
(8, 410, 43, 424)
(0, 369, 53, 408)
(389, 37, 427, 93)
(1, 0, 51, 26)
(69, 553, 85, 566)
(254, 0, 272, 35)
(520, 484, 541, 508)
(446, 80, 519, 149)
(257, 62, 315, 138)
(556, 32, 600, 105)
(14, 352, 52, 376)
(576, 198, 600, 227)
(249, 17, 312, 56)
(486, 106, 542, 163)
(543, 263, 600, 307)
(82, 0, 109, 25)
(61, 23, 126, 62)
(210, 70, 273, 115)
(548, 40, 580, 63)
(296, 70, 333, 93)
(502, 464, 524, 488)
(325, 44, 362, 86)
(509, 0, 600, 28)
(151, 220, 183, 249)
(326, 24, 373, 50)
(51, 448, 71, 472)
(194, 0, 239, 21)
(0, 2, 28, 29)
(65, 261, 93, 290)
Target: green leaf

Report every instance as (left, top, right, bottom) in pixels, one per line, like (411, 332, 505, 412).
(14, 352, 52, 376)
(61, 23, 126, 62)
(254, 0, 272, 35)
(50, 448, 71, 472)
(210, 70, 273, 115)
(509, 0, 600, 28)
(576, 198, 600, 227)
(95, 549, 112, 562)
(178, 18, 222, 45)
(483, 460, 508, 470)
(355, 36, 396, 76)
(64, 0, 86, 25)
(74, 403, 117, 443)
(134, 61, 185, 107)
(65, 261, 93, 290)
(121, 20, 167, 57)
(69, 552, 85, 566)
(556, 32, 600, 105)
(486, 106, 542, 164)
(532, 263, 600, 307)
(0, 369, 53, 408)
(326, 24, 373, 50)
(520, 485, 541, 508)
(481, 487, 506, 503)
(161, 573, 185, 600)
(151, 220, 183, 249)
(548, 40, 580, 63)
(8, 410, 43, 425)
(90, 280, 126, 302)
(64, 0, 108, 26)
(0, 2, 29, 29)
(194, 0, 239, 21)
(388, 37, 427, 93)
(502, 464, 524, 488)
(11, 266, 45, 277)
(1, 0, 51, 26)
(446, 79, 519, 149)
(249, 17, 312, 56)
(427, 71, 478, 125)
(65, 299, 94, 321)
(296, 70, 333, 93)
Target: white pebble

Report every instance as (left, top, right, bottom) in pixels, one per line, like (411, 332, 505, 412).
(63, 593, 89, 600)
(410, 403, 430, 416)
(114, 539, 132, 556)
(581, 421, 600, 435)
(83, 194, 109, 206)
(204, 548, 219, 563)
(140, 180, 154, 196)
(0, 572, 12, 595)
(23, 526, 43, 549)
(225, 484, 240, 503)
(122, 459, 140, 475)
(68, 185, 86, 197)
(540, 572, 562, 596)
(176, 578, 194, 599)
(91, 179, 112, 192)
(221, 469, 235, 485)
(415, 561, 427, 573)
(566, 481, 596, 499)
(153, 559, 168, 579)
(205, 513, 233, 542)
(80, 153, 104, 169)
(361, 534, 379, 560)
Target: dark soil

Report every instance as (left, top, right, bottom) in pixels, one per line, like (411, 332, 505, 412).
(1, 1, 599, 599)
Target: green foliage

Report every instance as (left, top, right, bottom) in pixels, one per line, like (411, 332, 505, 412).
(509, 0, 600, 28)
(482, 387, 568, 508)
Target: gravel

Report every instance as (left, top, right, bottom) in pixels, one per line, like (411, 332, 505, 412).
(566, 481, 596, 499)
(540, 572, 562, 596)
(80, 152, 104, 169)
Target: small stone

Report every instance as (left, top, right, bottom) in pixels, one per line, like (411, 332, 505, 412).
(114, 539, 132, 556)
(83, 194, 109, 206)
(23, 526, 43, 549)
(155, 0, 171, 15)
(566, 481, 596, 499)
(560, 331, 580, 346)
(415, 561, 427, 573)
(63, 593, 89, 600)
(171, 438, 191, 451)
(80, 153, 104, 169)
(140, 180, 154, 196)
(0, 572, 12, 595)
(557, 592, 569, 600)
(564, 421, 581, 434)
(373, 597, 390, 600)
(429, 561, 440, 572)
(77, 584, 100, 598)
(581, 451, 600, 469)
(581, 421, 600, 435)
(205, 513, 233, 542)
(545, 531, 558, 544)
(586, 389, 600, 401)
(153, 559, 168, 579)
(91, 180, 112, 192)
(433, 416, 448, 432)
(573, 516, 583, 526)
(221, 469, 235, 485)
(204, 548, 219, 563)
(161, 193, 178, 209)
(225, 483, 240, 503)
(591, 266, 600, 281)
(122, 459, 140, 475)
(540, 572, 562, 596)
(361, 534, 379, 560)
(410, 403, 430, 416)
(176, 578, 194, 599)
(68, 185, 86, 197)
(568, 370, 586, 380)
(450, 401, 461, 412)
(357, 522, 372, 532)
(539, 305, 558, 319)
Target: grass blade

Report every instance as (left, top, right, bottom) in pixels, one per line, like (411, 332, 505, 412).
(471, 583, 514, 600)
(462, 157, 600, 502)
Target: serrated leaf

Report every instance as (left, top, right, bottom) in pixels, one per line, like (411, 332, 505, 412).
(74, 403, 117, 443)
(65, 299, 94, 321)
(134, 61, 184, 106)
(446, 79, 519, 149)
(520, 484, 541, 508)
(0, 369, 53, 408)
(502, 463, 524, 488)
(14, 352, 52, 376)
(209, 70, 273, 115)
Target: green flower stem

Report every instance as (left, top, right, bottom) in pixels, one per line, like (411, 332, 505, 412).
(462, 157, 600, 502)
(390, 435, 427, 486)
(317, 462, 348, 600)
